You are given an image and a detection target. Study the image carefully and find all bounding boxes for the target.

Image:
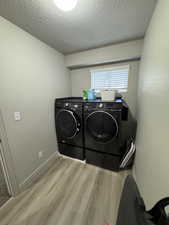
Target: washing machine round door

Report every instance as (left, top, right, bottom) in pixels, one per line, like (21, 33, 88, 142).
(56, 109, 80, 139)
(86, 111, 118, 143)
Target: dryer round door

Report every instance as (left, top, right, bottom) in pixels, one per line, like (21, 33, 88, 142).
(86, 111, 118, 143)
(55, 109, 80, 139)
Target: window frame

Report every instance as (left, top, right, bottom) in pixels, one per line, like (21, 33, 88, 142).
(90, 64, 130, 93)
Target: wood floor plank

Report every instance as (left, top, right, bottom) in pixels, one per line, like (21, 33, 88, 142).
(0, 156, 127, 225)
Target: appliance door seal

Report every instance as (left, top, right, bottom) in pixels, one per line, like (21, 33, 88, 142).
(86, 111, 118, 143)
(56, 109, 80, 139)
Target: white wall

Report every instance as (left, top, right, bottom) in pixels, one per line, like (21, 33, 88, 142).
(65, 39, 143, 68)
(135, 0, 169, 208)
(0, 17, 71, 186)
(71, 61, 140, 117)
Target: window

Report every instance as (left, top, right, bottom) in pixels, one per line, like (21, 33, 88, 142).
(91, 65, 129, 92)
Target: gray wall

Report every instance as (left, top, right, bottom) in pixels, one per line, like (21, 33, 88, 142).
(71, 61, 140, 117)
(65, 39, 143, 67)
(0, 17, 71, 186)
(135, 0, 169, 207)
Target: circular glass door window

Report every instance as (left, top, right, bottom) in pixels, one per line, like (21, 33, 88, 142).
(86, 111, 118, 143)
(56, 109, 80, 139)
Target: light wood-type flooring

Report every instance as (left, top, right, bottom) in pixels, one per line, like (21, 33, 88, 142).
(0, 156, 128, 225)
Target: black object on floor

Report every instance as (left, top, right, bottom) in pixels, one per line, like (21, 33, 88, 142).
(116, 175, 169, 225)
(148, 197, 169, 225)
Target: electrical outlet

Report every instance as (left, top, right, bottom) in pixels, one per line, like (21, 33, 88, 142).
(38, 151, 43, 158)
(14, 112, 21, 121)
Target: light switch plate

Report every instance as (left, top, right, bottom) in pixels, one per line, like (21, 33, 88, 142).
(14, 112, 21, 121)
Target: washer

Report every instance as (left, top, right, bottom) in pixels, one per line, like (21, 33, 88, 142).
(55, 98, 84, 160)
(84, 99, 137, 171)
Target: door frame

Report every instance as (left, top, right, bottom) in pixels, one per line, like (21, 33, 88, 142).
(0, 110, 19, 196)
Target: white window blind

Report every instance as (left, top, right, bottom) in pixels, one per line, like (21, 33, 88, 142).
(91, 65, 129, 92)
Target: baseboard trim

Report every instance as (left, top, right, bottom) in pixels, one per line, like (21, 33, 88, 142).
(58, 152, 86, 164)
(0, 197, 18, 219)
(19, 152, 58, 192)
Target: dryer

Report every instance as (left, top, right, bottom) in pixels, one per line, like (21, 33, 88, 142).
(84, 99, 137, 171)
(55, 98, 84, 160)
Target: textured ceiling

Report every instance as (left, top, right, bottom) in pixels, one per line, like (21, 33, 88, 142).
(0, 0, 157, 54)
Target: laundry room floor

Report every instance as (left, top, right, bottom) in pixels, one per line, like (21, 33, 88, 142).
(0, 156, 128, 225)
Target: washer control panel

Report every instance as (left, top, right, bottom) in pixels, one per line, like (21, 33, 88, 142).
(62, 103, 82, 109)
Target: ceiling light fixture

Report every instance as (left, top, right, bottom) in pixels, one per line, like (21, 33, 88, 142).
(54, 0, 78, 11)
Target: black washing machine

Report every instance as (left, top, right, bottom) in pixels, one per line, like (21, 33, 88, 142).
(84, 99, 137, 171)
(55, 98, 85, 160)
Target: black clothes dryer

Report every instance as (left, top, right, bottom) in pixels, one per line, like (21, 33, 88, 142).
(84, 99, 137, 171)
(55, 98, 84, 160)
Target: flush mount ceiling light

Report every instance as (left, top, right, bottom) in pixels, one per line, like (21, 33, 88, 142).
(54, 0, 78, 11)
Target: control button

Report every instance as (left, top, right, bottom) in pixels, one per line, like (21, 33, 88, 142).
(74, 105, 78, 108)
(99, 103, 103, 108)
(65, 103, 69, 107)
